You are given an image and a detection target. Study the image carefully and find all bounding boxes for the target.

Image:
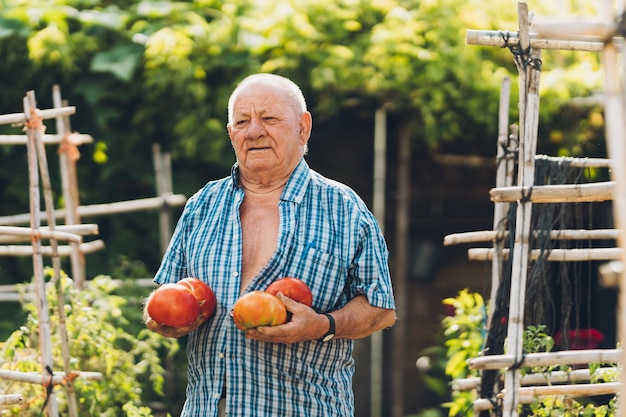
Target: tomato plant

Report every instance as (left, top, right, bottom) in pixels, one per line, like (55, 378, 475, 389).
(232, 291, 287, 330)
(177, 277, 217, 321)
(266, 277, 313, 307)
(146, 283, 200, 327)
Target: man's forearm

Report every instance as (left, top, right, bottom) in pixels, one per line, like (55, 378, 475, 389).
(331, 295, 396, 339)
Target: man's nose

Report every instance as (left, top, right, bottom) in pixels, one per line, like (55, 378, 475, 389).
(245, 117, 266, 139)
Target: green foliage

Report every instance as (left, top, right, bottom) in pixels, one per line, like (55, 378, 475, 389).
(441, 289, 486, 416)
(442, 289, 486, 381)
(0, 272, 177, 416)
(0, 0, 606, 281)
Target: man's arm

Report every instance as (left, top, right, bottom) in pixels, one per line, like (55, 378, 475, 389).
(246, 294, 396, 344)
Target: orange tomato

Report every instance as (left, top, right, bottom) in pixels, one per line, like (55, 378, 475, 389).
(232, 291, 287, 331)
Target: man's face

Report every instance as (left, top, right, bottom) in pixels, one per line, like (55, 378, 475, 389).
(227, 84, 311, 179)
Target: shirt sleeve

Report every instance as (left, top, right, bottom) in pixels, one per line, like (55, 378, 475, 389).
(347, 213, 396, 310)
(153, 198, 192, 285)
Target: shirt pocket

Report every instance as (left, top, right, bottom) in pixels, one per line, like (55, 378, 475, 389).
(282, 244, 347, 312)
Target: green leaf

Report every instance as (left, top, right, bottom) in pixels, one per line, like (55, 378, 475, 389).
(90, 44, 143, 82)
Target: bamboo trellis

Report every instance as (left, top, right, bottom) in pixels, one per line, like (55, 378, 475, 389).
(0, 86, 185, 413)
(443, 1, 626, 415)
(0, 86, 98, 289)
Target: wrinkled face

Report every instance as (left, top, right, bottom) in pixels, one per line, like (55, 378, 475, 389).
(227, 84, 311, 180)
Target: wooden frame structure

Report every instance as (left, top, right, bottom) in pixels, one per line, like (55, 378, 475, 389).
(0, 87, 185, 414)
(445, 1, 626, 415)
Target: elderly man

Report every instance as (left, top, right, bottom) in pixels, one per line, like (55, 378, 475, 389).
(146, 73, 396, 416)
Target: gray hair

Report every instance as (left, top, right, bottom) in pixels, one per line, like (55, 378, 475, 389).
(227, 73, 307, 125)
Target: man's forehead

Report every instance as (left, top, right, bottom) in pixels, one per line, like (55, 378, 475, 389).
(233, 90, 290, 113)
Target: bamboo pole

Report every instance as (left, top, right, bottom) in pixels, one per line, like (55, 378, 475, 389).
(0, 277, 158, 303)
(488, 76, 514, 326)
(0, 194, 187, 226)
(371, 106, 387, 417)
(0, 134, 92, 145)
(53, 85, 84, 289)
(597, 1, 626, 414)
(512, 382, 620, 397)
(468, 247, 622, 262)
(0, 226, 82, 243)
(534, 154, 612, 168)
(490, 181, 615, 203)
(152, 144, 173, 256)
(30, 91, 79, 417)
(454, 368, 616, 391)
(444, 228, 619, 246)
(0, 106, 75, 126)
(0, 224, 98, 244)
(469, 348, 620, 370)
(0, 369, 102, 385)
(599, 260, 623, 288)
(474, 382, 619, 411)
(0, 240, 105, 256)
(466, 29, 606, 52)
(502, 5, 541, 415)
(0, 394, 23, 406)
(531, 18, 616, 41)
(24, 92, 59, 417)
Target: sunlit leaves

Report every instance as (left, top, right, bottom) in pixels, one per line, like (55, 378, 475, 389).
(1, 273, 176, 416)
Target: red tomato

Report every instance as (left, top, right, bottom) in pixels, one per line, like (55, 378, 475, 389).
(266, 277, 313, 307)
(177, 277, 217, 321)
(232, 291, 287, 331)
(146, 283, 200, 327)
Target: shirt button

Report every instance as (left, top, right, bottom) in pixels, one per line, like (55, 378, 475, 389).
(213, 393, 221, 399)
(232, 271, 238, 277)
(218, 352, 225, 359)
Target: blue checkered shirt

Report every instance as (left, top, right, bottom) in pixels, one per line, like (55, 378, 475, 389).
(154, 159, 395, 416)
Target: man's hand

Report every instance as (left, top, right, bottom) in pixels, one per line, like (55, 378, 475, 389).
(244, 293, 329, 344)
(244, 294, 396, 344)
(144, 308, 205, 338)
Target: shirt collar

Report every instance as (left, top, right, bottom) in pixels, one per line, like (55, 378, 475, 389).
(230, 159, 310, 204)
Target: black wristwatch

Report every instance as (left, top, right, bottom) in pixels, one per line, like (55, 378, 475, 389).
(319, 313, 336, 342)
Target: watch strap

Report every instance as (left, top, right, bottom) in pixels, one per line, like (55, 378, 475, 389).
(319, 313, 336, 342)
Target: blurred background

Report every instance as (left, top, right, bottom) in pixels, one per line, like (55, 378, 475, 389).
(0, 0, 615, 416)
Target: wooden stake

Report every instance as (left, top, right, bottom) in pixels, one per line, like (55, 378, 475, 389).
(466, 29, 605, 52)
(0, 240, 105, 256)
(30, 91, 79, 417)
(0, 134, 92, 145)
(0, 106, 75, 126)
(53, 85, 85, 289)
(152, 144, 174, 255)
(24, 91, 59, 417)
(502, 4, 541, 416)
(468, 247, 622, 262)
(490, 181, 615, 203)
(454, 368, 616, 391)
(0, 394, 23, 405)
(489, 77, 514, 327)
(469, 348, 621, 370)
(444, 228, 620, 246)
(0, 224, 98, 244)
(0, 226, 83, 244)
(0, 369, 102, 385)
(0, 194, 187, 226)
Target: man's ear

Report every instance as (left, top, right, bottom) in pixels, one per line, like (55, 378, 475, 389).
(299, 112, 312, 144)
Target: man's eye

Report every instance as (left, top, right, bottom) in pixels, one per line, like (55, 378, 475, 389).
(235, 119, 248, 126)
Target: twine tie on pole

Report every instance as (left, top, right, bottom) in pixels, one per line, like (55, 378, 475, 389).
(58, 133, 81, 162)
